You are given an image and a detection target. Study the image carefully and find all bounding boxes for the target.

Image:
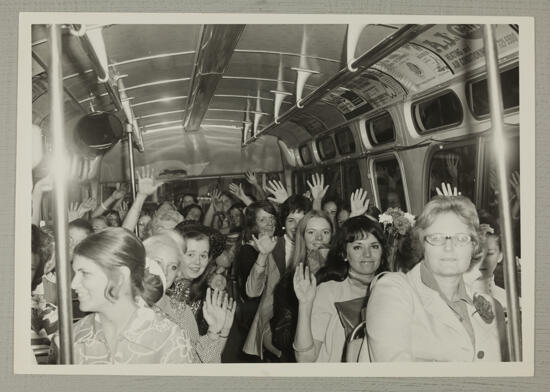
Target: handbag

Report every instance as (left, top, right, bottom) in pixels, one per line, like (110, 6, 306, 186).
(334, 296, 367, 362)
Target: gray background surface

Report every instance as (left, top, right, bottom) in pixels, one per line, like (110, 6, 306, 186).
(2, 0, 548, 390)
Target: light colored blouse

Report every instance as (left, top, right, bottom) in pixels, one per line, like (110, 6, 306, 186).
(311, 278, 367, 362)
(72, 303, 194, 364)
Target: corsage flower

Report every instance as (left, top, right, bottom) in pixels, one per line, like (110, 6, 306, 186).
(473, 294, 495, 323)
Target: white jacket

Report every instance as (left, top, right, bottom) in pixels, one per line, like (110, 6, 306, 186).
(363, 263, 504, 362)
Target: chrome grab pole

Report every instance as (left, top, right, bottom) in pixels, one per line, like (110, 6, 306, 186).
(48, 24, 74, 364)
(483, 24, 522, 361)
(126, 123, 139, 236)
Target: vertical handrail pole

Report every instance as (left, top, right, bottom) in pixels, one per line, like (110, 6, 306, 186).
(48, 24, 74, 364)
(126, 123, 138, 236)
(483, 24, 522, 361)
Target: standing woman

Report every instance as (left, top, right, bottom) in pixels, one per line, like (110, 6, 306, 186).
(365, 196, 505, 362)
(157, 225, 236, 362)
(270, 210, 333, 362)
(292, 216, 387, 362)
(69, 227, 194, 364)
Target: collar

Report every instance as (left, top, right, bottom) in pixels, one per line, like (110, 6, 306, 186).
(79, 300, 160, 351)
(284, 233, 295, 246)
(420, 263, 473, 306)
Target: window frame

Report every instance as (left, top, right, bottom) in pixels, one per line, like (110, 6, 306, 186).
(298, 144, 313, 166)
(364, 111, 396, 146)
(411, 89, 464, 134)
(334, 126, 356, 155)
(316, 135, 337, 161)
(465, 64, 520, 120)
(369, 152, 410, 212)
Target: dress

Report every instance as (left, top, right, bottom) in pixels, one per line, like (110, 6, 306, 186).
(72, 302, 194, 364)
(155, 294, 225, 363)
(365, 263, 505, 362)
(311, 278, 368, 362)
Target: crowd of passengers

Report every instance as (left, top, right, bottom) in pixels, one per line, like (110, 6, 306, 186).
(30, 168, 521, 364)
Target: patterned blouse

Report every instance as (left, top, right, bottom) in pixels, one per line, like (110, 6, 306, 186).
(155, 294, 225, 363)
(72, 303, 195, 364)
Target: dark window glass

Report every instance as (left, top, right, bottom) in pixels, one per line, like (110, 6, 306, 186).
(469, 66, 519, 117)
(335, 127, 356, 155)
(413, 91, 463, 133)
(342, 160, 362, 198)
(299, 145, 312, 165)
(427, 144, 477, 202)
(373, 157, 407, 212)
(366, 112, 395, 145)
(317, 136, 337, 160)
(320, 165, 342, 201)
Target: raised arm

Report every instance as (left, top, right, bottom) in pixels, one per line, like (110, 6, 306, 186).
(264, 180, 290, 205)
(307, 173, 329, 212)
(245, 234, 278, 298)
(91, 186, 126, 218)
(293, 263, 323, 362)
(349, 188, 370, 218)
(245, 170, 266, 200)
(229, 183, 253, 207)
(122, 167, 163, 232)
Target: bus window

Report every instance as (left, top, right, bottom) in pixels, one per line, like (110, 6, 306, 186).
(468, 66, 519, 118)
(373, 156, 406, 211)
(412, 91, 463, 133)
(299, 144, 312, 165)
(334, 126, 356, 155)
(320, 165, 342, 201)
(342, 160, 362, 199)
(366, 111, 395, 145)
(316, 136, 337, 160)
(427, 143, 477, 201)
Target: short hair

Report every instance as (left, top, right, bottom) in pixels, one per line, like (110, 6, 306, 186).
(280, 194, 312, 223)
(69, 218, 93, 235)
(241, 200, 280, 243)
(73, 227, 156, 304)
(291, 210, 334, 271)
(411, 195, 481, 267)
(179, 203, 203, 222)
(318, 216, 387, 283)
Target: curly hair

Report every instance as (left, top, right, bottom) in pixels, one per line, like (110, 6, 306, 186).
(410, 195, 481, 268)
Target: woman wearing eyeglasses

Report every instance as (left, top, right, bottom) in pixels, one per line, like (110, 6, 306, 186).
(364, 196, 506, 362)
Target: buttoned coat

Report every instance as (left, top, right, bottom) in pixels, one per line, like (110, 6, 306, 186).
(363, 263, 504, 362)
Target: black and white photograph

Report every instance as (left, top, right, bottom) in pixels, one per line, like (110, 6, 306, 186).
(14, 13, 535, 377)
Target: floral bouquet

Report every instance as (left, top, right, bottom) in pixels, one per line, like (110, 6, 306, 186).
(378, 208, 416, 272)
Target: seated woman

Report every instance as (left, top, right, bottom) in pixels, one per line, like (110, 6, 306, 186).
(270, 210, 333, 362)
(365, 196, 506, 362)
(69, 227, 195, 364)
(293, 216, 387, 362)
(146, 230, 234, 363)
(157, 225, 235, 362)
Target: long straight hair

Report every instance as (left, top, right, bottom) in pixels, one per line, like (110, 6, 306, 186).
(290, 210, 333, 272)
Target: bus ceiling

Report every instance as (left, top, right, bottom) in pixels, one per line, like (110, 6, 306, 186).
(31, 24, 518, 182)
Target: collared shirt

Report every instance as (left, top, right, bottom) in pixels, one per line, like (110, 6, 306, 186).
(72, 302, 194, 364)
(420, 263, 475, 346)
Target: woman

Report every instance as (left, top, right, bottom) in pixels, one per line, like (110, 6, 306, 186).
(271, 210, 333, 362)
(365, 196, 505, 362)
(180, 203, 204, 223)
(292, 216, 387, 362)
(229, 200, 282, 361)
(155, 226, 235, 363)
(241, 196, 311, 360)
(69, 227, 194, 364)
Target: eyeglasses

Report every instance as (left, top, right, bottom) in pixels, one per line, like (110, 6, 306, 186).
(424, 233, 472, 247)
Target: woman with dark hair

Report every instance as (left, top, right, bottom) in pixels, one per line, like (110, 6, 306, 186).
(180, 203, 204, 223)
(145, 229, 234, 363)
(228, 200, 281, 361)
(68, 227, 194, 364)
(365, 196, 505, 362)
(241, 196, 312, 360)
(292, 216, 387, 362)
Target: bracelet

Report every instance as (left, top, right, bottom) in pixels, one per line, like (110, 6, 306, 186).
(292, 341, 314, 353)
